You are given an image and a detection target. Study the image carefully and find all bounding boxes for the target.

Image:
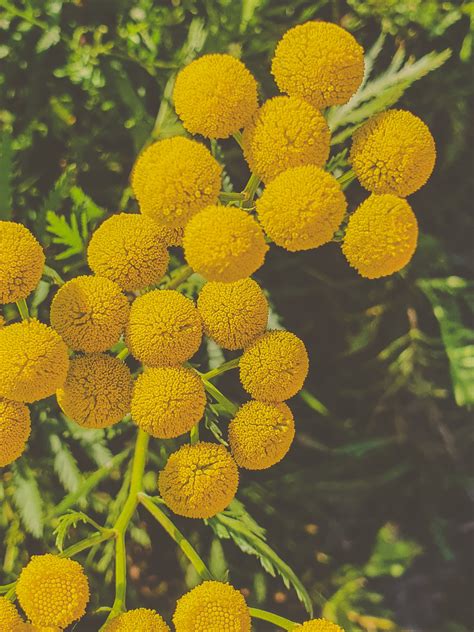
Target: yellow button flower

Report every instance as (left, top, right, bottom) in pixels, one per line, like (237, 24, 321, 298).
(197, 278, 268, 350)
(0, 397, 31, 466)
(184, 206, 268, 282)
(342, 194, 418, 279)
(0, 595, 25, 631)
(87, 214, 169, 291)
(131, 137, 222, 228)
(0, 320, 69, 403)
(272, 21, 364, 109)
(159, 442, 239, 519)
(105, 608, 170, 631)
(16, 554, 90, 629)
(126, 289, 202, 366)
(293, 619, 345, 632)
(132, 366, 206, 438)
(50, 275, 130, 353)
(57, 353, 133, 429)
(173, 54, 258, 138)
(229, 400, 295, 470)
(240, 330, 309, 401)
(242, 96, 330, 182)
(0, 221, 45, 304)
(256, 165, 347, 251)
(350, 109, 436, 197)
(173, 581, 251, 632)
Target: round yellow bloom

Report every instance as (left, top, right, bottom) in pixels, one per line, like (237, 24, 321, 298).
(0, 595, 25, 631)
(57, 353, 132, 429)
(293, 619, 345, 632)
(131, 137, 222, 228)
(132, 366, 205, 438)
(256, 165, 347, 251)
(173, 54, 258, 139)
(184, 206, 268, 282)
(242, 96, 330, 182)
(350, 109, 436, 197)
(0, 221, 45, 304)
(228, 401, 295, 470)
(16, 554, 89, 628)
(105, 608, 170, 632)
(272, 21, 364, 109)
(50, 275, 129, 353)
(87, 214, 169, 291)
(0, 320, 69, 403)
(159, 442, 239, 519)
(173, 581, 251, 632)
(0, 397, 31, 466)
(240, 330, 309, 401)
(342, 194, 418, 279)
(126, 289, 202, 366)
(197, 278, 268, 350)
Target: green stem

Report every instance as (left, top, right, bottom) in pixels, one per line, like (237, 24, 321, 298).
(43, 264, 65, 286)
(190, 422, 200, 445)
(232, 131, 244, 149)
(242, 172, 261, 202)
(138, 493, 213, 581)
(164, 265, 194, 290)
(59, 530, 115, 560)
(15, 298, 29, 321)
(202, 378, 238, 415)
(116, 346, 130, 361)
(202, 357, 240, 380)
(336, 169, 356, 190)
(249, 607, 297, 630)
(219, 191, 246, 202)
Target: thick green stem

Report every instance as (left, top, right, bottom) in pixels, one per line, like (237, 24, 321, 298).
(202, 357, 240, 380)
(59, 530, 115, 559)
(165, 265, 194, 290)
(16, 298, 29, 321)
(250, 607, 297, 630)
(116, 346, 130, 361)
(242, 172, 261, 202)
(219, 191, 246, 203)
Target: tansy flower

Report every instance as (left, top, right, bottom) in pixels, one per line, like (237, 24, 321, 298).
(126, 289, 202, 366)
(50, 275, 129, 353)
(342, 194, 418, 279)
(131, 366, 206, 438)
(16, 554, 90, 628)
(0, 595, 25, 631)
(197, 278, 268, 350)
(57, 353, 133, 429)
(350, 109, 436, 197)
(0, 320, 69, 403)
(173, 54, 258, 138)
(160, 226, 184, 247)
(256, 165, 347, 251)
(131, 137, 222, 228)
(293, 619, 345, 631)
(0, 397, 31, 466)
(173, 581, 250, 632)
(183, 206, 268, 282)
(159, 442, 239, 519)
(240, 330, 309, 401)
(272, 21, 364, 109)
(0, 221, 45, 304)
(228, 400, 295, 469)
(242, 96, 330, 182)
(87, 214, 169, 291)
(105, 608, 170, 631)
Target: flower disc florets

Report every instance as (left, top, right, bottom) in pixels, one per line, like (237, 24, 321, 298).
(256, 165, 347, 251)
(173, 581, 251, 632)
(342, 194, 418, 279)
(159, 442, 239, 519)
(0, 397, 31, 466)
(173, 54, 258, 138)
(0, 595, 25, 631)
(293, 619, 345, 632)
(242, 96, 330, 182)
(105, 608, 170, 631)
(131, 137, 222, 228)
(272, 21, 364, 109)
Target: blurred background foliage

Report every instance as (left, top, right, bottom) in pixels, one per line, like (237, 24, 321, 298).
(0, 1, 473, 630)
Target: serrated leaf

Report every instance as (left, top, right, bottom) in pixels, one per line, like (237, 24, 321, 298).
(46, 210, 84, 259)
(69, 185, 105, 223)
(50, 434, 82, 494)
(12, 462, 44, 538)
(54, 510, 99, 552)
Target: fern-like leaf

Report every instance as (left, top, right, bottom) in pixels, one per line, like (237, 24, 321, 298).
(11, 462, 44, 538)
(50, 434, 83, 494)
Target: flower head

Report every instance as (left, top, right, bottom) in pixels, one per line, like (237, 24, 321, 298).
(350, 109, 436, 196)
(173, 581, 251, 632)
(342, 194, 418, 278)
(272, 21, 364, 109)
(197, 278, 268, 350)
(242, 96, 330, 182)
(240, 330, 309, 401)
(132, 366, 205, 438)
(105, 608, 170, 631)
(57, 353, 132, 429)
(50, 275, 130, 352)
(87, 214, 169, 291)
(0, 397, 31, 466)
(126, 289, 202, 366)
(0, 221, 45, 304)
(184, 206, 268, 282)
(159, 442, 239, 519)
(0, 320, 69, 403)
(0, 595, 25, 631)
(16, 554, 89, 628)
(173, 54, 258, 138)
(131, 137, 222, 228)
(293, 619, 345, 632)
(229, 400, 295, 469)
(256, 165, 347, 251)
